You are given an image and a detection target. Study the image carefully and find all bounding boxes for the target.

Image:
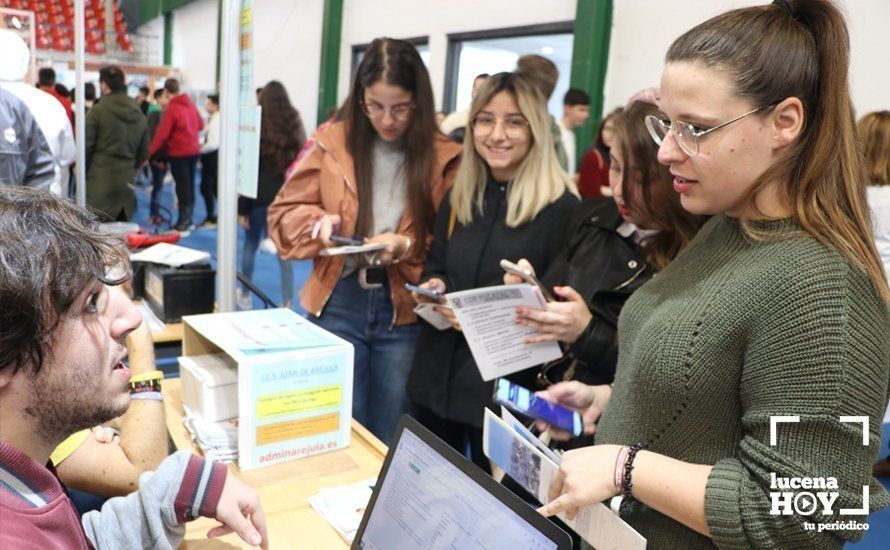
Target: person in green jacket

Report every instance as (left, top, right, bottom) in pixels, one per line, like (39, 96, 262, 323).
(84, 66, 149, 221)
(530, 1, 890, 548)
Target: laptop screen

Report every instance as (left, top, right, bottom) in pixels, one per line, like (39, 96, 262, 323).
(356, 427, 560, 550)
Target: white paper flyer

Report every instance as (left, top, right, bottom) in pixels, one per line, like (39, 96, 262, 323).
(445, 284, 562, 381)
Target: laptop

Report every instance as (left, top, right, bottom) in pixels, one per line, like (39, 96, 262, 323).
(351, 415, 572, 550)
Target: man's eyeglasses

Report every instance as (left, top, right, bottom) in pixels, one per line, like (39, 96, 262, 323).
(361, 101, 415, 121)
(645, 103, 778, 158)
(472, 114, 531, 139)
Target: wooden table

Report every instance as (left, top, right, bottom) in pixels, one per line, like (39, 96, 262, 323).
(151, 321, 183, 344)
(162, 378, 387, 549)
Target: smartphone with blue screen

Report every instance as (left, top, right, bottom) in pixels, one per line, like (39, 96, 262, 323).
(493, 378, 583, 436)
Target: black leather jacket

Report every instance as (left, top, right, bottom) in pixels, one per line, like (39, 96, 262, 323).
(407, 183, 580, 427)
(539, 197, 651, 385)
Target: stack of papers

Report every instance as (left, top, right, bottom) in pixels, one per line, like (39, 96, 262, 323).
(130, 242, 211, 267)
(183, 405, 239, 462)
(308, 477, 377, 543)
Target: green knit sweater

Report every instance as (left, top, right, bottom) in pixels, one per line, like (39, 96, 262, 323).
(595, 215, 890, 549)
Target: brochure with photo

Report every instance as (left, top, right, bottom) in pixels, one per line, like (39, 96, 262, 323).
(483, 409, 647, 550)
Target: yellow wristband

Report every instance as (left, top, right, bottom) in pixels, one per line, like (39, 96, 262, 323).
(129, 370, 164, 383)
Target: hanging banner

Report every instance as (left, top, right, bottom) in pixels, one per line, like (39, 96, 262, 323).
(237, 0, 259, 198)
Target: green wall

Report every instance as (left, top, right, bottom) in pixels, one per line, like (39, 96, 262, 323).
(570, 0, 613, 164)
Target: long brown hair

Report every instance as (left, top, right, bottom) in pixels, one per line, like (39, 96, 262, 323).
(666, 0, 890, 302)
(613, 102, 702, 270)
(858, 111, 890, 186)
(344, 38, 437, 254)
(259, 81, 306, 178)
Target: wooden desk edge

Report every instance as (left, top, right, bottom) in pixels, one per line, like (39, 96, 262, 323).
(151, 322, 183, 343)
(349, 419, 387, 458)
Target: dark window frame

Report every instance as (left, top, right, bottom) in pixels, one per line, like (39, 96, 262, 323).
(443, 21, 574, 113)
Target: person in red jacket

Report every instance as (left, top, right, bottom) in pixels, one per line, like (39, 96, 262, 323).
(150, 78, 204, 231)
(577, 108, 622, 198)
(37, 67, 74, 129)
(0, 187, 268, 549)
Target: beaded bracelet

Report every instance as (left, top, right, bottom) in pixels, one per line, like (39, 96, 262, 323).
(621, 442, 647, 501)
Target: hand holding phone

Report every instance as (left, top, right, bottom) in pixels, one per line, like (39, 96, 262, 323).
(311, 214, 341, 246)
(405, 283, 444, 301)
(493, 378, 583, 437)
(535, 381, 612, 442)
(500, 259, 555, 302)
(407, 279, 446, 303)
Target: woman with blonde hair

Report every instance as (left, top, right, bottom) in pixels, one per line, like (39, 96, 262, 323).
(534, 1, 889, 548)
(407, 72, 579, 469)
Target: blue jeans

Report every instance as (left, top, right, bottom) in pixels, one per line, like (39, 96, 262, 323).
(241, 204, 293, 305)
(312, 274, 421, 445)
(149, 161, 167, 218)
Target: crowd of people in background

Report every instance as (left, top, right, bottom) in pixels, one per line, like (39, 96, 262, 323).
(1, 0, 890, 548)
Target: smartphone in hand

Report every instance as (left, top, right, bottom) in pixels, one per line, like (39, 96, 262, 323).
(500, 259, 555, 302)
(493, 378, 583, 436)
(405, 283, 444, 301)
(330, 234, 365, 246)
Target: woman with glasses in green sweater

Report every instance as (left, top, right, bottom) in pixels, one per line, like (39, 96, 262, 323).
(535, 2, 890, 548)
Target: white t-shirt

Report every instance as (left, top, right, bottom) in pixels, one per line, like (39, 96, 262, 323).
(440, 109, 469, 135)
(558, 120, 576, 174)
(867, 185, 890, 281)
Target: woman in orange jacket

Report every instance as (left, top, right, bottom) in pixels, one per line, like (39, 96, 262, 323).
(268, 38, 462, 444)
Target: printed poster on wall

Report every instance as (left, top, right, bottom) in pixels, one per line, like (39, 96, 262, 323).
(237, 0, 259, 198)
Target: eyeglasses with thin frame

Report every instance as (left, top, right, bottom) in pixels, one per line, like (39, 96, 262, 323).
(471, 114, 531, 140)
(645, 102, 779, 157)
(361, 100, 415, 121)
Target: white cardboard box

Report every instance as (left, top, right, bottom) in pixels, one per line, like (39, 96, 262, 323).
(179, 354, 238, 422)
(181, 308, 353, 470)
